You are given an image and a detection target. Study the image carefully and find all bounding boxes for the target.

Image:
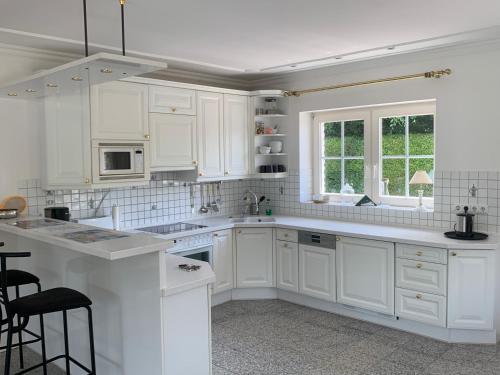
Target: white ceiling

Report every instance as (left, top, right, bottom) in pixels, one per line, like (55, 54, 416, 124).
(1, 0, 500, 77)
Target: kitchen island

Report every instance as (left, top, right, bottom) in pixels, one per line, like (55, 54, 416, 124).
(0, 218, 215, 375)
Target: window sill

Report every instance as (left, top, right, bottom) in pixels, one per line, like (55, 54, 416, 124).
(304, 200, 434, 213)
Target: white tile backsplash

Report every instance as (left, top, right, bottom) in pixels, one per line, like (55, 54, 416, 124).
(17, 169, 500, 233)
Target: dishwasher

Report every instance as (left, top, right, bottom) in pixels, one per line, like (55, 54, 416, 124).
(298, 231, 337, 301)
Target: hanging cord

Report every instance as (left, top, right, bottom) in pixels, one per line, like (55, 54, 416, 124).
(120, 0, 126, 55)
(83, 0, 89, 56)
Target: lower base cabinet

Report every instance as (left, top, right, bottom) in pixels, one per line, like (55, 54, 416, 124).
(336, 236, 395, 315)
(236, 228, 274, 288)
(298, 244, 336, 301)
(396, 288, 447, 327)
(212, 229, 234, 294)
(276, 240, 299, 292)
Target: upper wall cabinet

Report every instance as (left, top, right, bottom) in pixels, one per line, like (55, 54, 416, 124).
(91, 81, 149, 141)
(149, 86, 196, 115)
(197, 91, 225, 178)
(224, 94, 249, 177)
(149, 113, 197, 170)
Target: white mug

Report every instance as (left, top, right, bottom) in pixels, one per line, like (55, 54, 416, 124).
(269, 141, 283, 153)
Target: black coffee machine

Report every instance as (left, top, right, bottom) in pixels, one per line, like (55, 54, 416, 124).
(44, 207, 70, 221)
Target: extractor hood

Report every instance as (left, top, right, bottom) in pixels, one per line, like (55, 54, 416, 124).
(0, 53, 167, 99)
(0, 0, 167, 99)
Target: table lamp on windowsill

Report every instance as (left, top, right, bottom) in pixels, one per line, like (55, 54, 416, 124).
(410, 170, 433, 211)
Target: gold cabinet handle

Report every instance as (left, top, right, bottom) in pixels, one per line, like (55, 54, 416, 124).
(144, 134, 150, 139)
(237, 230, 242, 234)
(416, 251, 423, 256)
(336, 237, 341, 241)
(416, 263, 422, 269)
(225, 171, 229, 175)
(85, 178, 90, 184)
(451, 252, 457, 256)
(416, 294, 423, 300)
(192, 160, 197, 165)
(283, 243, 288, 248)
(199, 172, 204, 177)
(171, 107, 177, 113)
(284, 233, 288, 237)
(213, 233, 218, 237)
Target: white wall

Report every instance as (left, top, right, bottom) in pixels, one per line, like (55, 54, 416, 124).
(256, 41, 500, 174)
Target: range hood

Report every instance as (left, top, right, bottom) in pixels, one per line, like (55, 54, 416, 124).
(0, 52, 167, 99)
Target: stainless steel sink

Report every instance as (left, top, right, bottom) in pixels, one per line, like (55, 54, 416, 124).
(228, 216, 276, 223)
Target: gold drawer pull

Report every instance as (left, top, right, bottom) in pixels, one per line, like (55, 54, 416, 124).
(416, 294, 423, 299)
(171, 107, 177, 112)
(284, 233, 288, 237)
(451, 252, 457, 256)
(416, 263, 422, 269)
(416, 251, 423, 256)
(283, 243, 288, 248)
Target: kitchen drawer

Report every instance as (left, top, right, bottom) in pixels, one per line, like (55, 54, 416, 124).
(396, 243, 447, 264)
(396, 259, 447, 296)
(396, 288, 447, 327)
(149, 86, 196, 115)
(276, 229, 298, 243)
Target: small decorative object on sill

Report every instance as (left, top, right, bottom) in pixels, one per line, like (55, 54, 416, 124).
(340, 182, 355, 204)
(409, 170, 433, 211)
(355, 195, 377, 206)
(312, 194, 329, 204)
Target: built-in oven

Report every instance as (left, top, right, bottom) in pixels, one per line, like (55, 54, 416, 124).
(92, 141, 147, 183)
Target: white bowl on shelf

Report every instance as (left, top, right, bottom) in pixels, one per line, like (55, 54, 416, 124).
(269, 141, 283, 153)
(259, 146, 271, 154)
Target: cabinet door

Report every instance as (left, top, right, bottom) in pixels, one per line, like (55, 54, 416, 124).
(43, 85, 92, 189)
(149, 113, 197, 169)
(149, 86, 196, 115)
(223, 94, 249, 177)
(91, 81, 148, 140)
(447, 250, 495, 330)
(236, 228, 274, 288)
(276, 240, 299, 292)
(299, 244, 336, 301)
(197, 91, 224, 178)
(336, 237, 395, 315)
(212, 230, 234, 294)
(396, 288, 446, 327)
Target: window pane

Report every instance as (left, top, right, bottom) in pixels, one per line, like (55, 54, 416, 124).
(345, 159, 364, 194)
(324, 159, 341, 193)
(323, 122, 341, 157)
(344, 120, 364, 157)
(409, 115, 434, 155)
(382, 158, 406, 196)
(409, 158, 434, 197)
(382, 117, 405, 156)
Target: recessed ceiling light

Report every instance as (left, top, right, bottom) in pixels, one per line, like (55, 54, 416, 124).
(335, 56, 343, 60)
(25, 89, 37, 93)
(122, 72, 128, 75)
(387, 46, 396, 50)
(290, 65, 297, 68)
(72, 75, 83, 81)
(7, 92, 18, 97)
(46, 83, 58, 88)
(100, 68, 113, 74)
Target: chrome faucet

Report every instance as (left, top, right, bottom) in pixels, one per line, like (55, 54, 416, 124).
(241, 190, 259, 216)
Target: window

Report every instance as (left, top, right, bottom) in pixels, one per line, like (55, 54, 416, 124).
(313, 102, 435, 206)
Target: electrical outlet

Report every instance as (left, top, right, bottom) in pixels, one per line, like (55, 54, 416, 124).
(454, 204, 488, 215)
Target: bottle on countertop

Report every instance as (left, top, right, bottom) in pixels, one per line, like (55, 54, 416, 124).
(112, 205, 120, 230)
(265, 199, 272, 216)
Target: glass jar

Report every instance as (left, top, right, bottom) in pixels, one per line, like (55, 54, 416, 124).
(264, 98, 278, 114)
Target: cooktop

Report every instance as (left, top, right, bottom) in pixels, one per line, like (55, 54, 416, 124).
(137, 222, 207, 235)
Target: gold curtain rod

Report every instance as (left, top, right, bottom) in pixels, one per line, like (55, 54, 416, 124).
(283, 68, 452, 97)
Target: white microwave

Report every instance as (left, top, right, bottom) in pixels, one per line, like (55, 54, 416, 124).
(94, 142, 146, 182)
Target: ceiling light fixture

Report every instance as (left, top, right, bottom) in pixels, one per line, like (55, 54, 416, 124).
(71, 76, 83, 81)
(7, 93, 17, 97)
(46, 83, 58, 88)
(100, 68, 113, 74)
(387, 46, 396, 50)
(335, 56, 342, 60)
(25, 89, 37, 93)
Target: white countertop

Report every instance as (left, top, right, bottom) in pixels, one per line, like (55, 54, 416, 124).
(181, 215, 499, 250)
(0, 217, 174, 260)
(163, 254, 215, 297)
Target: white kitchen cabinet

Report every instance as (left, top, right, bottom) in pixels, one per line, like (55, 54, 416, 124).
(276, 240, 299, 292)
(236, 228, 274, 288)
(212, 229, 234, 294)
(149, 86, 196, 115)
(43, 84, 92, 189)
(149, 113, 197, 170)
(91, 81, 149, 140)
(197, 91, 224, 178)
(447, 250, 495, 330)
(299, 244, 336, 301)
(223, 94, 249, 177)
(336, 236, 395, 315)
(396, 288, 447, 327)
(396, 258, 447, 296)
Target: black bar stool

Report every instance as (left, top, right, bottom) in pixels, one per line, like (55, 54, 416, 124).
(1, 249, 97, 375)
(0, 242, 43, 370)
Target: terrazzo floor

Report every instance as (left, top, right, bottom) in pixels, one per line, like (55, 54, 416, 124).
(212, 300, 500, 375)
(0, 346, 64, 374)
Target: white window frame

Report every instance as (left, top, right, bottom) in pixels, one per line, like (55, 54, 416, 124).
(313, 110, 372, 203)
(313, 101, 436, 207)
